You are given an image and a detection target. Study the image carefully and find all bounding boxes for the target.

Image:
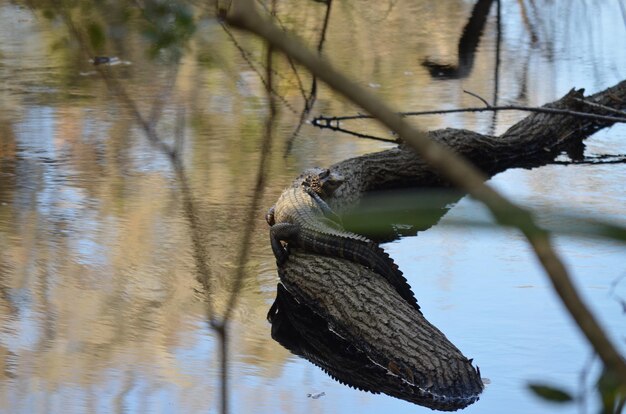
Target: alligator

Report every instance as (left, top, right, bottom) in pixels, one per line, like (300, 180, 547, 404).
(267, 167, 421, 312)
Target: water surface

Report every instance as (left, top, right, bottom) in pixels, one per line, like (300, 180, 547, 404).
(0, 1, 624, 413)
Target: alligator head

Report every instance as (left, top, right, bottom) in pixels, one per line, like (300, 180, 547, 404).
(295, 167, 344, 197)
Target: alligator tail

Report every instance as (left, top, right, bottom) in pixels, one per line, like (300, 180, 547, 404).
(366, 242, 421, 312)
(298, 229, 420, 312)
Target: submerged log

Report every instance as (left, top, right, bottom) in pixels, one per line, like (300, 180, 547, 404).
(268, 80, 626, 409)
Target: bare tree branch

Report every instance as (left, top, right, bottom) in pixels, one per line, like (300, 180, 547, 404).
(574, 97, 626, 117)
(311, 97, 626, 142)
(221, 45, 276, 324)
(312, 104, 626, 124)
(311, 116, 396, 142)
(220, 21, 298, 115)
(463, 89, 491, 106)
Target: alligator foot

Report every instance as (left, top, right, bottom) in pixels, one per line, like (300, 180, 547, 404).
(266, 206, 276, 226)
(275, 246, 289, 266)
(270, 223, 300, 266)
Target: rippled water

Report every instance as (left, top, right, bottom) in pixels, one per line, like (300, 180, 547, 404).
(0, 1, 624, 413)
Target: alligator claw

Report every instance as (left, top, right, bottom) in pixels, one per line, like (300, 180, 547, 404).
(266, 206, 276, 226)
(276, 247, 289, 266)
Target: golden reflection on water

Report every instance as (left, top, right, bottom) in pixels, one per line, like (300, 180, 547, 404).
(0, 0, 624, 412)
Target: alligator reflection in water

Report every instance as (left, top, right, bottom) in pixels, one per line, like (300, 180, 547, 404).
(267, 257, 484, 412)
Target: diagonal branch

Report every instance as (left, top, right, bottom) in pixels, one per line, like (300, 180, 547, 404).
(55, 5, 219, 318)
(222, 37, 277, 323)
(222, 0, 626, 384)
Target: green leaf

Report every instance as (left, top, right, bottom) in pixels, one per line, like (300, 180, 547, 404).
(528, 383, 574, 403)
(596, 369, 625, 413)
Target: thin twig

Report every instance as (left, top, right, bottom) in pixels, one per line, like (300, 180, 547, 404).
(608, 273, 626, 298)
(463, 89, 491, 107)
(286, 55, 308, 101)
(574, 97, 626, 117)
(222, 40, 276, 322)
(56, 0, 220, 323)
(220, 21, 298, 114)
(577, 353, 596, 414)
(255, 0, 308, 102)
(310, 116, 395, 142)
(210, 321, 228, 414)
(58, 6, 235, 413)
(98, 70, 220, 320)
(312, 104, 626, 124)
(148, 65, 180, 128)
(490, 0, 502, 135)
(283, 0, 333, 156)
(608, 272, 626, 316)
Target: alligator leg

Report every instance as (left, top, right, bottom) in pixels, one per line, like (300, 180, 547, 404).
(270, 223, 300, 265)
(266, 206, 276, 226)
(267, 283, 282, 322)
(305, 187, 343, 226)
